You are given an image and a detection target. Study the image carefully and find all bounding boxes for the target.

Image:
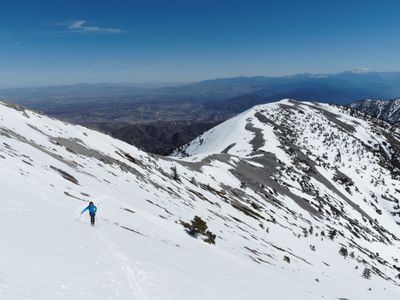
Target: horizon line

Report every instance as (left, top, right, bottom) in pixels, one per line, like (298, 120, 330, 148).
(1, 69, 400, 90)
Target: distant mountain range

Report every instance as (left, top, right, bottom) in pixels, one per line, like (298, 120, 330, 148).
(3, 70, 400, 107)
(159, 71, 400, 104)
(3, 70, 400, 154)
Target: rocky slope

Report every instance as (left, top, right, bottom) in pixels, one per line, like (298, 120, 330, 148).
(2, 99, 400, 299)
(350, 98, 400, 125)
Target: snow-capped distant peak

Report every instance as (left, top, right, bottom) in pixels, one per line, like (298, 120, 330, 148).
(348, 68, 372, 74)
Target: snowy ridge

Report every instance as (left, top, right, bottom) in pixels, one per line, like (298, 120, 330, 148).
(172, 99, 293, 160)
(2, 99, 400, 299)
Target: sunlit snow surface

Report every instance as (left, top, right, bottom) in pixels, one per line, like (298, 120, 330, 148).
(1, 99, 400, 299)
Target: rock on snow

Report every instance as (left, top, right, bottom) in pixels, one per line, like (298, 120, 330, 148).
(1, 99, 400, 299)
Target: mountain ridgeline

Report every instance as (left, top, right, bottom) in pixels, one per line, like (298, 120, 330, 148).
(4, 71, 400, 155)
(351, 98, 400, 126)
(2, 99, 400, 299)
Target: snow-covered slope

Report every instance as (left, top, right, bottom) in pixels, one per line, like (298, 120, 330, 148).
(2, 99, 400, 299)
(350, 98, 400, 125)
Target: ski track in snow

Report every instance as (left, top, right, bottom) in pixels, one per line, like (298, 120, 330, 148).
(96, 228, 145, 300)
(3, 99, 400, 299)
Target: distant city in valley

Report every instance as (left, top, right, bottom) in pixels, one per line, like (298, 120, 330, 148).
(3, 70, 400, 154)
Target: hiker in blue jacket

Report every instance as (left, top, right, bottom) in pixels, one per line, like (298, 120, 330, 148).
(81, 201, 97, 226)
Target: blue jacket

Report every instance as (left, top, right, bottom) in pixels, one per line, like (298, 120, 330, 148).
(82, 204, 97, 214)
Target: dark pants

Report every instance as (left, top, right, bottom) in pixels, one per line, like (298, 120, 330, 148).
(90, 212, 96, 226)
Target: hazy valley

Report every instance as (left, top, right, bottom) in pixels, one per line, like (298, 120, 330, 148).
(4, 71, 400, 154)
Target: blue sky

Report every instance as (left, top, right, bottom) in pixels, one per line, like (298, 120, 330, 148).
(1, 0, 400, 87)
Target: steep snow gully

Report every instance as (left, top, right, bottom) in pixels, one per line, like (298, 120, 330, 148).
(2, 99, 400, 299)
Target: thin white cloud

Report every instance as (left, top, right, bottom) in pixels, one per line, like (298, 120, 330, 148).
(65, 20, 122, 34)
